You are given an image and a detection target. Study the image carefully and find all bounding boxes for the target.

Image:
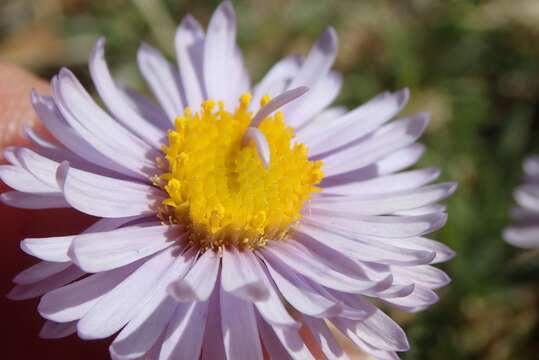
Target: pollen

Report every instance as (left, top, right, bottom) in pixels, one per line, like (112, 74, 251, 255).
(158, 93, 324, 250)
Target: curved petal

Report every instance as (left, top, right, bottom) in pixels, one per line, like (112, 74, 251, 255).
(175, 14, 206, 109)
(137, 42, 184, 121)
(57, 163, 164, 218)
(90, 38, 165, 147)
(77, 247, 176, 340)
(69, 224, 180, 273)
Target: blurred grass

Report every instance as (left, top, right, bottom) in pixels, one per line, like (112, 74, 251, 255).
(2, 0, 539, 358)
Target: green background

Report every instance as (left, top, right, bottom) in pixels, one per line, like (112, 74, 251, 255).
(1, 0, 539, 358)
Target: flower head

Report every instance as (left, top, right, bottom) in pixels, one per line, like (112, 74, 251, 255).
(2, 1, 456, 359)
(504, 155, 539, 249)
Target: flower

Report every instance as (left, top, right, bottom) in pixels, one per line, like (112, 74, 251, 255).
(504, 155, 539, 249)
(2, 1, 456, 359)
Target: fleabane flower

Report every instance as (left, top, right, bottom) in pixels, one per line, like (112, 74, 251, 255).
(2, 2, 457, 359)
(504, 155, 539, 249)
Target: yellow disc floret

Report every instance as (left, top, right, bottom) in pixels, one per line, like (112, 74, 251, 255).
(158, 93, 323, 250)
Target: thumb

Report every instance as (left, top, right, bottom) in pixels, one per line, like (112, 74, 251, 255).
(0, 61, 51, 160)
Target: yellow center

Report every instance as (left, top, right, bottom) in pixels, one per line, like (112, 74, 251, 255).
(158, 93, 323, 250)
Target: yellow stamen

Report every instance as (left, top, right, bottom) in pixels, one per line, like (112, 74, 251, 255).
(158, 93, 324, 250)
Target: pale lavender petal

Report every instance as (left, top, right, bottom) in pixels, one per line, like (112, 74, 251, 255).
(39, 320, 77, 339)
(21, 216, 143, 262)
(261, 253, 341, 318)
(288, 27, 337, 90)
(220, 286, 263, 360)
(204, 1, 237, 104)
(392, 265, 451, 290)
(137, 42, 184, 121)
(250, 255, 299, 328)
(0, 165, 56, 193)
(57, 162, 164, 218)
(332, 307, 409, 352)
(175, 14, 206, 109)
(304, 212, 447, 238)
(302, 315, 349, 360)
(221, 247, 269, 301)
(116, 84, 171, 130)
(0, 191, 68, 209)
(13, 261, 71, 285)
(308, 182, 457, 216)
(504, 226, 539, 248)
(294, 223, 435, 266)
(250, 86, 309, 128)
(257, 312, 314, 360)
(77, 247, 176, 339)
(251, 55, 302, 109)
(382, 285, 439, 313)
(256, 313, 293, 360)
(38, 261, 141, 322)
(110, 249, 197, 360)
(262, 241, 383, 293)
(320, 113, 429, 177)
(168, 249, 220, 302)
(323, 168, 440, 195)
(158, 301, 209, 360)
(200, 283, 226, 360)
(299, 89, 409, 156)
(90, 38, 165, 147)
(69, 224, 180, 273)
(31, 91, 134, 178)
(287, 72, 342, 129)
(7, 265, 85, 300)
(52, 69, 157, 178)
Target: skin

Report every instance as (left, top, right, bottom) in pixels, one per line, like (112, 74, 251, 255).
(0, 62, 367, 360)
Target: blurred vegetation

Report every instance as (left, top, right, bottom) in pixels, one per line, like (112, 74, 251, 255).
(2, 0, 539, 359)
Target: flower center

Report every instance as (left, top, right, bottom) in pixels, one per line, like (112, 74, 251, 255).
(157, 93, 323, 250)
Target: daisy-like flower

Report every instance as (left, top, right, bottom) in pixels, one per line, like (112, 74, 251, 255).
(504, 155, 539, 249)
(2, 2, 457, 359)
